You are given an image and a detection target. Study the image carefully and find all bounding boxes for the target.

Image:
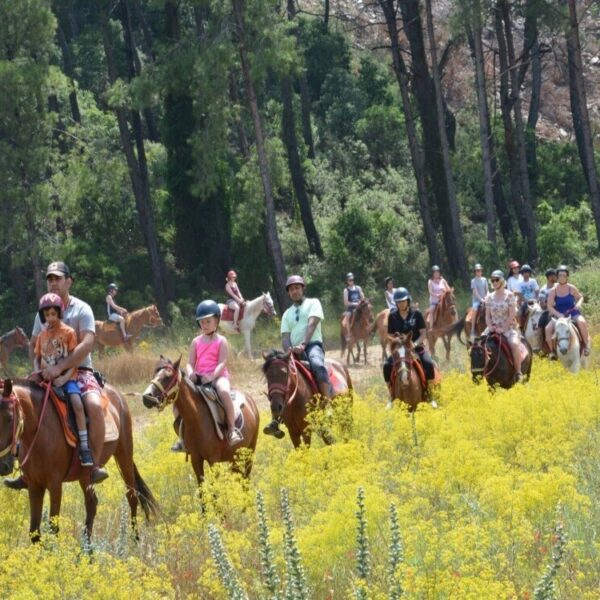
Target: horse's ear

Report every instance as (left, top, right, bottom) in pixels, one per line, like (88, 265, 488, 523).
(2, 379, 12, 397)
(262, 350, 269, 360)
(174, 355, 182, 370)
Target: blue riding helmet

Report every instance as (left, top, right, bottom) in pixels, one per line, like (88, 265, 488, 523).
(393, 287, 411, 303)
(196, 300, 221, 322)
(520, 264, 533, 274)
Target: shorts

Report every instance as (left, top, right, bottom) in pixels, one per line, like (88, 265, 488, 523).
(108, 313, 123, 322)
(472, 300, 481, 310)
(63, 380, 81, 397)
(76, 369, 102, 398)
(502, 329, 520, 345)
(226, 300, 239, 309)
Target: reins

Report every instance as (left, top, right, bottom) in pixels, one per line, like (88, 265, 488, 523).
(18, 382, 52, 468)
(149, 366, 181, 410)
(0, 392, 24, 459)
(266, 354, 300, 409)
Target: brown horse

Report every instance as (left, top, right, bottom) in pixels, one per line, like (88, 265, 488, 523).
(340, 299, 373, 364)
(95, 305, 163, 355)
(0, 327, 30, 375)
(0, 378, 157, 543)
(426, 289, 458, 361)
(388, 333, 428, 412)
(262, 350, 352, 448)
(141, 356, 260, 485)
(375, 309, 390, 362)
(446, 306, 486, 348)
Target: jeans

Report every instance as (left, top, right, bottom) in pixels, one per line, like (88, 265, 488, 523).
(304, 342, 330, 384)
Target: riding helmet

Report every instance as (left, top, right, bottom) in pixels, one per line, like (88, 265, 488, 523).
(490, 269, 505, 281)
(384, 276, 394, 287)
(346, 272, 354, 281)
(520, 264, 533, 274)
(393, 287, 411, 303)
(195, 300, 221, 322)
(556, 265, 570, 275)
(226, 270, 237, 280)
(38, 292, 63, 323)
(545, 268, 557, 277)
(473, 263, 483, 271)
(509, 260, 520, 269)
(107, 282, 118, 291)
(285, 275, 305, 290)
(431, 265, 441, 273)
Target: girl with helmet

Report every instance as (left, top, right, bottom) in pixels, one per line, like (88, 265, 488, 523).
(384, 287, 438, 408)
(506, 260, 523, 294)
(342, 272, 364, 342)
(384, 276, 396, 311)
(545, 266, 590, 356)
(34, 293, 94, 467)
(471, 264, 489, 311)
(106, 283, 131, 342)
(426, 265, 450, 329)
(186, 300, 242, 446)
(484, 270, 524, 382)
(225, 270, 245, 332)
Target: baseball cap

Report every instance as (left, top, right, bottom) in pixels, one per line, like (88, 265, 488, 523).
(46, 261, 71, 278)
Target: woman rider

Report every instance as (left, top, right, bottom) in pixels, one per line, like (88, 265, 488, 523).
(384, 277, 396, 311)
(342, 272, 364, 342)
(426, 266, 450, 329)
(383, 287, 438, 409)
(545, 265, 590, 356)
(484, 270, 524, 382)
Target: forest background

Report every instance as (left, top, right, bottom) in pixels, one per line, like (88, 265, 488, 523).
(2, 0, 600, 331)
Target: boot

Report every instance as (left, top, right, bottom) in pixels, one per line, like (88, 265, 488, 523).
(385, 382, 394, 409)
(263, 419, 285, 439)
(4, 475, 28, 490)
(425, 384, 439, 409)
(91, 466, 109, 484)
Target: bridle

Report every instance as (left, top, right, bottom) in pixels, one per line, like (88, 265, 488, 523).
(265, 355, 299, 409)
(145, 307, 163, 328)
(148, 365, 181, 410)
(392, 340, 414, 386)
(470, 334, 502, 378)
(262, 294, 276, 316)
(555, 318, 574, 351)
(0, 392, 24, 460)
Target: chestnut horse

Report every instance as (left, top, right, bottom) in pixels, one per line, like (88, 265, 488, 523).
(446, 306, 486, 348)
(141, 356, 260, 484)
(0, 378, 157, 543)
(340, 298, 373, 365)
(95, 305, 163, 355)
(262, 350, 352, 448)
(375, 309, 390, 362)
(470, 333, 533, 389)
(426, 289, 458, 361)
(0, 327, 29, 375)
(388, 333, 427, 412)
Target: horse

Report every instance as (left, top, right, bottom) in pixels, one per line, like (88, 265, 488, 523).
(340, 298, 373, 365)
(95, 305, 163, 356)
(426, 289, 458, 361)
(553, 316, 588, 373)
(0, 327, 30, 375)
(141, 356, 260, 485)
(218, 292, 276, 359)
(470, 333, 533, 389)
(0, 378, 158, 543)
(262, 350, 352, 448)
(522, 301, 545, 354)
(388, 332, 428, 412)
(375, 309, 390, 362)
(446, 305, 486, 349)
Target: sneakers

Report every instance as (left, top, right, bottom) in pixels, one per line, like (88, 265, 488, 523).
(583, 347, 590, 357)
(514, 372, 524, 384)
(79, 449, 94, 467)
(263, 420, 285, 439)
(430, 399, 439, 409)
(171, 439, 186, 452)
(385, 401, 393, 410)
(3, 475, 28, 490)
(90, 466, 109, 484)
(227, 428, 243, 446)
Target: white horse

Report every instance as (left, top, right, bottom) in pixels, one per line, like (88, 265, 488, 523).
(218, 292, 276, 358)
(523, 300, 544, 353)
(553, 316, 588, 373)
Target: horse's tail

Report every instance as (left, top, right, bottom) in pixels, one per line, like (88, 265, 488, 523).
(133, 462, 160, 521)
(445, 313, 467, 346)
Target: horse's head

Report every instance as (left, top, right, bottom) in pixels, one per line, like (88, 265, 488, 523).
(142, 355, 181, 410)
(146, 305, 164, 328)
(14, 327, 30, 348)
(262, 292, 276, 317)
(391, 332, 413, 384)
(0, 379, 21, 476)
(262, 349, 291, 416)
(441, 289, 457, 318)
(554, 317, 573, 356)
(469, 336, 486, 382)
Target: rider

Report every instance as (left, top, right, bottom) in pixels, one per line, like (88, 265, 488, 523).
(384, 277, 396, 311)
(106, 283, 131, 342)
(545, 265, 590, 357)
(517, 265, 539, 329)
(468, 263, 489, 339)
(6, 261, 108, 490)
(506, 260, 523, 295)
(184, 300, 243, 446)
(483, 269, 524, 383)
(33, 293, 94, 467)
(383, 287, 438, 409)
(225, 270, 245, 332)
(537, 268, 557, 335)
(341, 273, 364, 342)
(264, 275, 331, 437)
(426, 266, 450, 329)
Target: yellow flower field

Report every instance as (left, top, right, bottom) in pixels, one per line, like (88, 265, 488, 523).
(1, 358, 600, 599)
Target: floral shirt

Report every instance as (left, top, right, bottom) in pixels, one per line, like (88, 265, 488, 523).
(485, 291, 517, 332)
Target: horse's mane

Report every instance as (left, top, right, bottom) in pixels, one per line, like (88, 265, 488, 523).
(262, 349, 288, 374)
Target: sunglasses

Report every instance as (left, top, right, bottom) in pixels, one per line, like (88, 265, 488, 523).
(491, 278, 500, 283)
(295, 307, 300, 322)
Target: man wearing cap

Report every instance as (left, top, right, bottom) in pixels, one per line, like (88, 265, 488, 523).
(341, 272, 364, 343)
(5, 261, 109, 490)
(263, 275, 331, 438)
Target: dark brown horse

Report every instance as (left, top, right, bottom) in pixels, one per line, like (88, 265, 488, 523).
(95, 305, 163, 355)
(262, 350, 352, 448)
(426, 289, 458, 361)
(388, 333, 429, 412)
(470, 333, 533, 389)
(141, 357, 260, 484)
(340, 298, 373, 364)
(0, 327, 30, 375)
(0, 378, 157, 543)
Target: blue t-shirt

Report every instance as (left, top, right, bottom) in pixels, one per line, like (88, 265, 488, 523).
(519, 278, 539, 301)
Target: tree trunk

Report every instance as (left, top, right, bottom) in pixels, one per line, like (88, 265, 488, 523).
(469, 25, 497, 249)
(56, 22, 81, 124)
(281, 75, 324, 257)
(232, 0, 288, 310)
(526, 38, 541, 192)
(102, 8, 171, 324)
(379, 0, 440, 267)
(565, 0, 600, 247)
(424, 0, 468, 285)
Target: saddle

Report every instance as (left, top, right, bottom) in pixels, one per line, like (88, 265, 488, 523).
(194, 384, 245, 441)
(488, 334, 529, 366)
(294, 359, 347, 399)
(220, 304, 246, 322)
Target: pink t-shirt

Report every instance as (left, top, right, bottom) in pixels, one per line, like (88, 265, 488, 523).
(429, 278, 448, 305)
(193, 334, 230, 379)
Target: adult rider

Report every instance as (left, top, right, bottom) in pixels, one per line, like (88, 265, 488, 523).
(263, 275, 332, 438)
(4, 261, 108, 490)
(383, 287, 438, 409)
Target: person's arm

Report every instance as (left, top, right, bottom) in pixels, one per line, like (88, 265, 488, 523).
(41, 331, 95, 381)
(343, 288, 351, 308)
(358, 286, 365, 301)
(547, 289, 561, 317)
(485, 298, 494, 331)
(185, 339, 197, 379)
(427, 279, 433, 295)
(204, 338, 228, 382)
(414, 311, 427, 347)
(108, 296, 128, 314)
(282, 332, 292, 352)
(505, 293, 517, 330)
(571, 285, 584, 309)
(415, 328, 427, 347)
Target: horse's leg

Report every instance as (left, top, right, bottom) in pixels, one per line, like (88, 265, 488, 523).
(28, 485, 45, 543)
(444, 335, 451, 362)
(243, 330, 252, 359)
(48, 479, 63, 535)
(79, 478, 98, 546)
(289, 429, 303, 448)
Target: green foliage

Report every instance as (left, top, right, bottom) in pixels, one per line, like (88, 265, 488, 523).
(388, 504, 405, 599)
(354, 487, 371, 598)
(533, 509, 567, 600)
(208, 523, 249, 600)
(281, 488, 310, 600)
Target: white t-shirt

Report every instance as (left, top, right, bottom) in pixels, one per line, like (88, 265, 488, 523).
(506, 274, 523, 294)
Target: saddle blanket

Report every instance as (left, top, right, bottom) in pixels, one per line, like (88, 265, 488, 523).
(297, 359, 348, 397)
(195, 384, 245, 441)
(220, 304, 246, 322)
